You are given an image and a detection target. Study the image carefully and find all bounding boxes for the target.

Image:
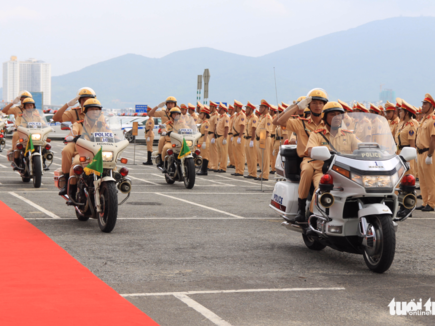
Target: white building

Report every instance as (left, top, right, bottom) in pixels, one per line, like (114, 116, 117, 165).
(2, 56, 51, 105)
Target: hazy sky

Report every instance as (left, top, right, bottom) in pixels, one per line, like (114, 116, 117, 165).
(1, 0, 434, 81)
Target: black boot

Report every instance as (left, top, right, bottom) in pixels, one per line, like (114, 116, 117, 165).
(295, 198, 307, 224)
(58, 173, 69, 196)
(156, 154, 163, 167)
(66, 184, 77, 204)
(197, 159, 208, 175)
(143, 151, 153, 165)
(12, 158, 20, 171)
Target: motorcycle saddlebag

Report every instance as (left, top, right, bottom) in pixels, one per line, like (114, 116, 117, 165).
(280, 146, 302, 182)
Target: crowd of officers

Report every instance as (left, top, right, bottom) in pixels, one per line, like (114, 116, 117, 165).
(3, 88, 435, 222)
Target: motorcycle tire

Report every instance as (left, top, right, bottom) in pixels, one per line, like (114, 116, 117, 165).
(183, 158, 196, 189)
(363, 215, 395, 273)
(22, 177, 31, 183)
(32, 157, 42, 188)
(98, 181, 118, 233)
(165, 174, 175, 184)
(302, 234, 326, 251)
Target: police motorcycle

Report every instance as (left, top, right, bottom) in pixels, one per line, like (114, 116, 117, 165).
(54, 107, 131, 233)
(270, 112, 417, 273)
(7, 106, 54, 188)
(0, 115, 6, 151)
(154, 115, 201, 189)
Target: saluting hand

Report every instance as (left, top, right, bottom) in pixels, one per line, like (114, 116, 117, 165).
(158, 101, 166, 109)
(67, 96, 80, 107)
(12, 95, 21, 105)
(297, 96, 312, 110)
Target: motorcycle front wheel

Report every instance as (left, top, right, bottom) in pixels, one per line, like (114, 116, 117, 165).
(302, 234, 326, 251)
(32, 156, 42, 188)
(98, 181, 118, 233)
(363, 215, 396, 273)
(183, 158, 195, 189)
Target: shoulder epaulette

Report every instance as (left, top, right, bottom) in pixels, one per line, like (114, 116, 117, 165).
(77, 119, 84, 123)
(341, 129, 352, 133)
(18, 114, 23, 117)
(314, 128, 326, 133)
(406, 122, 414, 126)
(432, 115, 435, 120)
(298, 117, 309, 121)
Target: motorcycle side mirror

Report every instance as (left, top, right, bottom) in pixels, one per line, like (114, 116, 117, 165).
(311, 146, 331, 161)
(61, 122, 72, 131)
(400, 147, 417, 162)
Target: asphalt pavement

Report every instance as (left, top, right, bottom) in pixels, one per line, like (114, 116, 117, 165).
(1, 139, 434, 326)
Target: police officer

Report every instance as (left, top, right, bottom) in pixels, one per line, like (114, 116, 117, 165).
(269, 105, 278, 174)
(148, 96, 176, 169)
(385, 101, 399, 138)
(197, 106, 211, 175)
(53, 88, 96, 195)
(255, 100, 274, 181)
(353, 103, 372, 142)
(271, 105, 288, 174)
(188, 103, 199, 123)
(244, 102, 258, 179)
(274, 89, 328, 221)
(232, 100, 246, 176)
(305, 101, 360, 217)
(215, 103, 229, 173)
(227, 104, 236, 169)
(396, 101, 417, 174)
(143, 106, 155, 165)
(160, 107, 184, 173)
(415, 94, 435, 212)
(196, 102, 203, 123)
(337, 100, 355, 130)
(208, 101, 219, 171)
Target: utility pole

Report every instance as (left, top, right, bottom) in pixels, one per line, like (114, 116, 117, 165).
(203, 69, 210, 106)
(197, 75, 202, 104)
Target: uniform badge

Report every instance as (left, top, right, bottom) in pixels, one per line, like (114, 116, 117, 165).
(267, 123, 270, 126)
(241, 118, 244, 121)
(368, 127, 371, 130)
(226, 120, 228, 123)
(409, 130, 414, 136)
(205, 126, 209, 129)
(321, 142, 327, 145)
(254, 120, 257, 123)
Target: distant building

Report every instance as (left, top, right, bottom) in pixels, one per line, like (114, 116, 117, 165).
(379, 89, 395, 103)
(2, 56, 51, 105)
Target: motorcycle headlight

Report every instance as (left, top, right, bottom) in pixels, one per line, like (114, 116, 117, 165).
(32, 134, 41, 141)
(185, 140, 193, 147)
(351, 173, 394, 188)
(102, 151, 113, 162)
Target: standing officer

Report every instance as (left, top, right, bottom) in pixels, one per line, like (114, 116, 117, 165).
(385, 101, 399, 138)
(148, 96, 175, 169)
(396, 100, 417, 174)
(52, 87, 96, 195)
(143, 106, 155, 165)
(215, 103, 229, 173)
(353, 103, 372, 142)
(415, 94, 435, 212)
(268, 105, 278, 174)
(197, 106, 211, 175)
(244, 102, 258, 179)
(255, 100, 274, 181)
(271, 105, 288, 173)
(337, 100, 355, 130)
(232, 100, 246, 176)
(196, 102, 203, 124)
(188, 103, 199, 123)
(273, 89, 328, 222)
(208, 101, 219, 171)
(227, 104, 236, 169)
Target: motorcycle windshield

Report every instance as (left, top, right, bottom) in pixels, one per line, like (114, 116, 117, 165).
(17, 109, 48, 129)
(330, 112, 396, 161)
(78, 110, 123, 143)
(172, 115, 198, 135)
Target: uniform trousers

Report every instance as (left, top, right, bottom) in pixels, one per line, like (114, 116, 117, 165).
(232, 137, 245, 175)
(256, 137, 271, 179)
(217, 136, 228, 171)
(245, 138, 257, 177)
(418, 152, 435, 208)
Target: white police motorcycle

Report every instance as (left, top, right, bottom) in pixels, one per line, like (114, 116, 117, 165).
(270, 113, 417, 273)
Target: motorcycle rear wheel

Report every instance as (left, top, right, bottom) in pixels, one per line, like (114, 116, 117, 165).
(98, 181, 118, 233)
(302, 234, 326, 251)
(183, 158, 195, 189)
(363, 215, 395, 273)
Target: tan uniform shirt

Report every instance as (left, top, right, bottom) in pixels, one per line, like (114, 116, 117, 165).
(416, 113, 435, 150)
(199, 120, 210, 141)
(16, 111, 46, 127)
(246, 114, 258, 138)
(190, 112, 199, 124)
(395, 120, 417, 150)
(154, 109, 169, 124)
(256, 113, 274, 138)
(228, 113, 235, 137)
(163, 121, 174, 143)
(354, 117, 372, 142)
(209, 112, 219, 136)
(62, 107, 84, 123)
(145, 117, 155, 136)
(343, 114, 356, 130)
(389, 117, 400, 139)
(72, 117, 112, 140)
(216, 113, 229, 136)
(233, 112, 246, 136)
(286, 117, 324, 157)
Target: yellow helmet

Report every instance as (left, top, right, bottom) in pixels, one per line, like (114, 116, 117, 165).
(22, 97, 36, 108)
(20, 91, 32, 99)
(322, 101, 344, 114)
(83, 98, 102, 113)
(307, 88, 328, 103)
(296, 96, 306, 103)
(169, 107, 181, 118)
(78, 87, 96, 100)
(166, 96, 177, 103)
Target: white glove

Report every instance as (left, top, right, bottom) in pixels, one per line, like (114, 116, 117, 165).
(65, 136, 74, 142)
(158, 101, 166, 108)
(147, 137, 150, 142)
(161, 132, 166, 136)
(223, 139, 227, 145)
(231, 137, 234, 141)
(211, 138, 215, 144)
(202, 142, 206, 149)
(12, 95, 21, 105)
(249, 140, 254, 148)
(67, 95, 79, 107)
(426, 156, 432, 165)
(237, 137, 241, 144)
(297, 96, 312, 110)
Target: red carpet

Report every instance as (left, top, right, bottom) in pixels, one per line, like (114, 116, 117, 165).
(0, 201, 159, 326)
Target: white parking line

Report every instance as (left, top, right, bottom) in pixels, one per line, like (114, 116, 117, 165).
(128, 175, 159, 186)
(155, 192, 244, 219)
(0, 163, 7, 168)
(8, 192, 61, 219)
(214, 174, 273, 187)
(174, 294, 232, 326)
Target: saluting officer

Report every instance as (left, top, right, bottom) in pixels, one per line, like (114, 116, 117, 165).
(143, 106, 155, 165)
(415, 94, 435, 212)
(215, 103, 229, 173)
(227, 105, 236, 169)
(232, 100, 246, 176)
(255, 100, 274, 181)
(244, 102, 258, 179)
(208, 101, 219, 171)
(273, 89, 328, 222)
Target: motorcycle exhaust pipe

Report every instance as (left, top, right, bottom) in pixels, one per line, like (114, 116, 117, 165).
(319, 192, 334, 208)
(194, 157, 202, 166)
(118, 179, 132, 194)
(398, 193, 417, 209)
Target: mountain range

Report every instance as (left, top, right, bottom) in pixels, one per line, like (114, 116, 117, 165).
(51, 16, 435, 108)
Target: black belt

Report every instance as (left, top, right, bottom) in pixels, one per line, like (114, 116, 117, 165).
(398, 145, 410, 150)
(275, 136, 283, 141)
(417, 147, 429, 154)
(271, 134, 275, 138)
(216, 134, 222, 138)
(244, 136, 251, 139)
(145, 129, 150, 133)
(208, 131, 214, 135)
(229, 133, 233, 135)
(233, 132, 240, 137)
(201, 134, 205, 137)
(256, 136, 270, 141)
